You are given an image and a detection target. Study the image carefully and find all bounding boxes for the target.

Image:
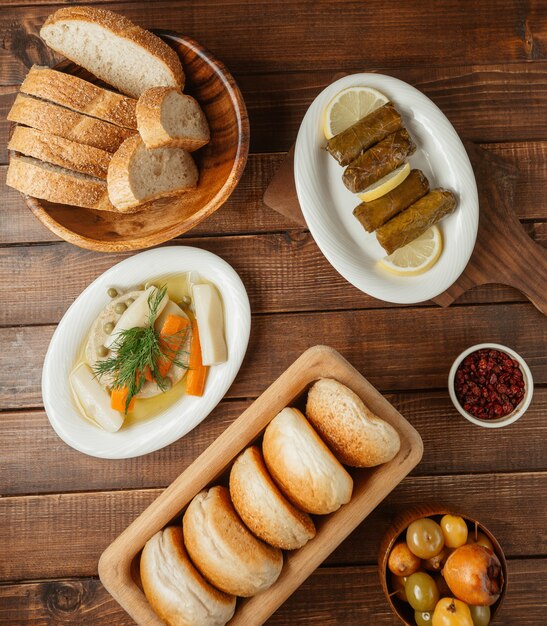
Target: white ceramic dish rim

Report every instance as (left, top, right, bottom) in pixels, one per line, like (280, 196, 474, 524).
(42, 246, 251, 459)
(294, 72, 479, 304)
(448, 343, 534, 428)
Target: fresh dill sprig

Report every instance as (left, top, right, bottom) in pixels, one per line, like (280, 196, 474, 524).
(92, 286, 190, 414)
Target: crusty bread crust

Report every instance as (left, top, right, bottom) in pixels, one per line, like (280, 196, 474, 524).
(183, 486, 283, 597)
(107, 134, 198, 211)
(40, 7, 184, 97)
(8, 94, 133, 153)
(21, 66, 137, 130)
(9, 126, 111, 179)
(306, 378, 401, 467)
(136, 87, 209, 150)
(262, 408, 353, 515)
(6, 155, 115, 211)
(229, 446, 316, 550)
(140, 526, 236, 626)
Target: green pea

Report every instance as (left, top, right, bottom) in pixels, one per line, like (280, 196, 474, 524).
(115, 302, 127, 314)
(97, 346, 109, 358)
(162, 377, 173, 390)
(126, 298, 134, 306)
(103, 322, 115, 334)
(107, 287, 118, 298)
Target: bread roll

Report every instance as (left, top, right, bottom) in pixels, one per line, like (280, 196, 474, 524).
(183, 486, 283, 597)
(140, 526, 236, 626)
(262, 408, 353, 514)
(306, 378, 401, 467)
(229, 446, 316, 550)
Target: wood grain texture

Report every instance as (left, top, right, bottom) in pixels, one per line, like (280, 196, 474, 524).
(1, 389, 545, 496)
(0, 223, 545, 329)
(1, 303, 545, 410)
(1, 472, 545, 581)
(0, 1, 545, 85)
(1, 559, 545, 625)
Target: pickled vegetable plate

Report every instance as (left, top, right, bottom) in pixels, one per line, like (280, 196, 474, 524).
(42, 247, 251, 459)
(294, 73, 478, 304)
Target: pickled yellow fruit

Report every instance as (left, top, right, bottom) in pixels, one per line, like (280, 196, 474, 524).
(441, 515, 469, 549)
(432, 598, 473, 626)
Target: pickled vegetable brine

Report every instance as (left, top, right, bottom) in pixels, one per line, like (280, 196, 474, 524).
(69, 272, 227, 432)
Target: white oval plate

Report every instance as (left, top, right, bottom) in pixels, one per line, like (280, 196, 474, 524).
(42, 247, 251, 459)
(295, 73, 478, 304)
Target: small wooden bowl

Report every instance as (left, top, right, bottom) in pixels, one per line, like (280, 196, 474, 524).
(378, 504, 508, 625)
(99, 346, 423, 625)
(16, 31, 249, 252)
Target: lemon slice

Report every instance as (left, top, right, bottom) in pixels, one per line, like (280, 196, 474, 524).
(379, 226, 443, 276)
(357, 162, 411, 203)
(324, 86, 388, 139)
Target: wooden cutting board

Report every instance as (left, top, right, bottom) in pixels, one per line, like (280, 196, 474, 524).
(263, 137, 547, 315)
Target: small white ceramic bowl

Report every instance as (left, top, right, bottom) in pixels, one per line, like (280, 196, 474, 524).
(448, 343, 534, 428)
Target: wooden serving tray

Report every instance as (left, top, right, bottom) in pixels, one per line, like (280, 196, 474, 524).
(98, 345, 423, 625)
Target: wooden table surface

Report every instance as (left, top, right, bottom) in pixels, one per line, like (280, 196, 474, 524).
(1, 1, 546, 624)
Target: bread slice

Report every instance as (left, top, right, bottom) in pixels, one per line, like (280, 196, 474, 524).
(229, 446, 316, 550)
(8, 126, 111, 179)
(21, 65, 137, 130)
(107, 135, 198, 211)
(306, 378, 401, 467)
(40, 7, 184, 98)
(6, 155, 115, 211)
(8, 94, 134, 152)
(136, 87, 210, 150)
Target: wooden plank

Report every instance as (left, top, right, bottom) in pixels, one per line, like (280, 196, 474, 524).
(236, 62, 547, 152)
(1, 303, 545, 410)
(1, 1, 543, 85)
(4, 62, 547, 157)
(0, 472, 544, 581)
(1, 140, 545, 246)
(1, 389, 546, 496)
(0, 559, 544, 624)
(0, 212, 545, 330)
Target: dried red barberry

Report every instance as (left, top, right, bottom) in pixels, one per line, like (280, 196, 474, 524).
(454, 348, 526, 419)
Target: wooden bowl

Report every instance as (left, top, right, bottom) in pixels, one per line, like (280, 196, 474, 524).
(98, 345, 423, 625)
(378, 504, 508, 625)
(16, 31, 249, 252)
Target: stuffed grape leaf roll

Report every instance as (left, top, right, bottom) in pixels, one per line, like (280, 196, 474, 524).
(376, 188, 457, 255)
(353, 169, 430, 233)
(342, 129, 416, 193)
(326, 102, 403, 166)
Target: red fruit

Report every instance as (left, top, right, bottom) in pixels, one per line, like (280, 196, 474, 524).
(443, 544, 503, 606)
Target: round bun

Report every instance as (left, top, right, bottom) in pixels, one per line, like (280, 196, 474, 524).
(229, 446, 316, 550)
(140, 526, 236, 626)
(262, 407, 353, 515)
(306, 378, 401, 467)
(183, 486, 283, 597)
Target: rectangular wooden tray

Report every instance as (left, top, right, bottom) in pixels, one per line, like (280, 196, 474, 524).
(99, 345, 423, 625)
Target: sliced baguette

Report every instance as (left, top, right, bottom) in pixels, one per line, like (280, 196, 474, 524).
(21, 65, 137, 130)
(40, 7, 184, 98)
(137, 87, 210, 150)
(7, 155, 115, 211)
(7, 94, 134, 153)
(8, 126, 111, 179)
(107, 135, 198, 211)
